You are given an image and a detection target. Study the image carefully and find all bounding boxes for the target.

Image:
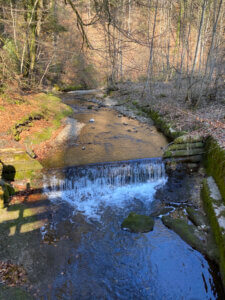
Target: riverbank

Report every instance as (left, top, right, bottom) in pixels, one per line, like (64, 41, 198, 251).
(110, 81, 225, 149)
(0, 87, 224, 297)
(0, 92, 73, 152)
(108, 82, 225, 287)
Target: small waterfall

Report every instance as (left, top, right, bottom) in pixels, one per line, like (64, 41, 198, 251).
(44, 158, 167, 220)
(45, 158, 166, 191)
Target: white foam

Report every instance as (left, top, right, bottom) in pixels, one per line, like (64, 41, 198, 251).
(44, 159, 167, 220)
(45, 178, 166, 220)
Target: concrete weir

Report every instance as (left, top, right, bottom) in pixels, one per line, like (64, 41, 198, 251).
(163, 135, 205, 164)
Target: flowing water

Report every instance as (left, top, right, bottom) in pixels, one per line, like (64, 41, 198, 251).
(0, 94, 224, 299)
(41, 96, 168, 168)
(40, 158, 223, 299)
(44, 158, 167, 221)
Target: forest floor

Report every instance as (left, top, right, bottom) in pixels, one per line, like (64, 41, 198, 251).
(113, 81, 225, 149)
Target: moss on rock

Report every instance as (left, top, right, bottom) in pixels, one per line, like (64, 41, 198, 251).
(186, 207, 207, 227)
(0, 149, 43, 182)
(168, 142, 204, 151)
(11, 112, 44, 141)
(60, 84, 85, 92)
(163, 148, 204, 158)
(204, 137, 225, 203)
(162, 216, 202, 248)
(0, 180, 15, 207)
(202, 177, 225, 287)
(174, 135, 203, 144)
(162, 215, 219, 262)
(131, 103, 185, 140)
(121, 212, 154, 233)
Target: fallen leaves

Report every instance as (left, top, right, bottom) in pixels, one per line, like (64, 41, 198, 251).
(0, 261, 28, 287)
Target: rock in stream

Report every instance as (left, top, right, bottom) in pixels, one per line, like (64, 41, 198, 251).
(121, 212, 154, 233)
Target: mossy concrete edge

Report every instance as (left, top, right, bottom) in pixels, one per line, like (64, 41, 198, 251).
(135, 104, 185, 140)
(204, 137, 225, 203)
(202, 177, 225, 288)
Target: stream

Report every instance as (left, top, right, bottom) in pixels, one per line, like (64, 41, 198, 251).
(0, 93, 224, 299)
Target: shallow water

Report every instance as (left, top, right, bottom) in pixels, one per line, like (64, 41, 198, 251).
(41, 96, 168, 168)
(40, 159, 224, 299)
(0, 95, 224, 299)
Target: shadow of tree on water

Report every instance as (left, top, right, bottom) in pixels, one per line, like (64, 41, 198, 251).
(0, 181, 87, 299)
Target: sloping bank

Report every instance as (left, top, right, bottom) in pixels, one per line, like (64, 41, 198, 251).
(0, 93, 73, 207)
(134, 102, 225, 287)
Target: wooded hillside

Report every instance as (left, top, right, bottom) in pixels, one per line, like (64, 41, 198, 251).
(0, 0, 224, 105)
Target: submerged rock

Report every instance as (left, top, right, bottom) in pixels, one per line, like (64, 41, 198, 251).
(121, 212, 154, 233)
(150, 207, 174, 217)
(150, 199, 173, 217)
(186, 207, 208, 228)
(162, 215, 219, 262)
(162, 215, 201, 247)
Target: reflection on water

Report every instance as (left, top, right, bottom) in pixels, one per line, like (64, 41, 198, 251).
(2, 96, 223, 299)
(41, 159, 224, 299)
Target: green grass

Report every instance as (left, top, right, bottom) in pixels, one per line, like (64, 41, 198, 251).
(60, 84, 85, 92)
(1, 93, 25, 105)
(132, 100, 139, 106)
(25, 93, 73, 146)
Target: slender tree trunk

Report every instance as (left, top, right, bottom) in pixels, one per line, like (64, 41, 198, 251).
(196, 0, 223, 106)
(144, 0, 158, 96)
(128, 0, 132, 36)
(187, 0, 207, 103)
(191, 0, 207, 75)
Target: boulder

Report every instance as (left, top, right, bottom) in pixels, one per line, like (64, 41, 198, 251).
(162, 215, 219, 262)
(121, 212, 154, 233)
(186, 207, 208, 227)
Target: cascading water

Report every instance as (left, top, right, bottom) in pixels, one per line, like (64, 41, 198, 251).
(44, 158, 167, 220)
(41, 157, 224, 299)
(2, 95, 224, 299)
